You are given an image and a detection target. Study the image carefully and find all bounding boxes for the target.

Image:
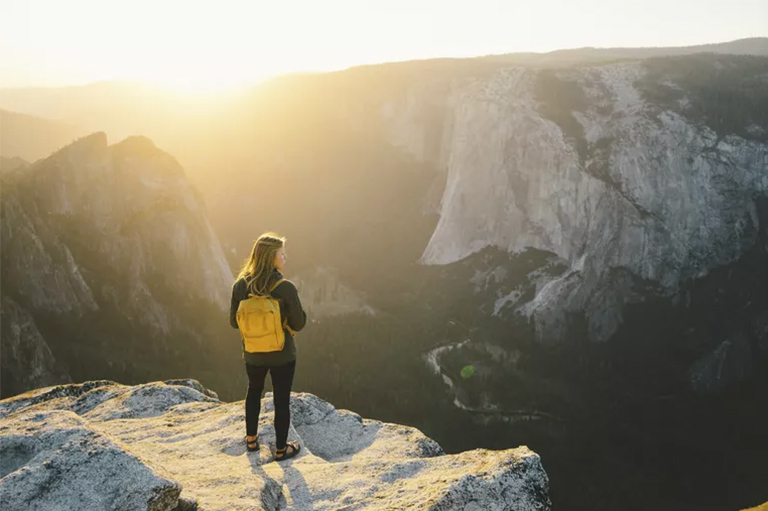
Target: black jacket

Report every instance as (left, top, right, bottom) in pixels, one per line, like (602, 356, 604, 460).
(230, 269, 306, 366)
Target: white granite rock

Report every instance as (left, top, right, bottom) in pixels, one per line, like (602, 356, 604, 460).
(0, 408, 181, 511)
(383, 62, 768, 344)
(0, 380, 550, 511)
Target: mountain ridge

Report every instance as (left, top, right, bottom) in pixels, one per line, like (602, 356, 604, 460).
(0, 133, 234, 399)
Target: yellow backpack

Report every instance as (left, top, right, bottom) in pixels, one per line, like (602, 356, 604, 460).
(236, 278, 295, 353)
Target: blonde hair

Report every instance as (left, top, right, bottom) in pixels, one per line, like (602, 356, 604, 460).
(237, 232, 286, 295)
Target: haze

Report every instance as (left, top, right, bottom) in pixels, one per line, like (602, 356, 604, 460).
(1, 0, 766, 92)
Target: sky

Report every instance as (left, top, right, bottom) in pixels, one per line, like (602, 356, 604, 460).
(1, 0, 766, 92)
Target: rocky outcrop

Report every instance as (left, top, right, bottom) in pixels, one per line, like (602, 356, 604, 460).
(0, 133, 234, 398)
(380, 57, 768, 346)
(3, 132, 232, 312)
(291, 266, 376, 317)
(0, 408, 181, 511)
(0, 380, 550, 511)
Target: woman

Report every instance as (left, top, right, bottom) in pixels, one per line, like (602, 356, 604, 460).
(229, 232, 307, 461)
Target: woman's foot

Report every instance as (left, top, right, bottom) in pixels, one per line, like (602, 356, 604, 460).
(274, 441, 300, 461)
(246, 435, 259, 452)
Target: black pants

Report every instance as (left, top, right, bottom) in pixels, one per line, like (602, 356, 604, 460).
(245, 360, 296, 449)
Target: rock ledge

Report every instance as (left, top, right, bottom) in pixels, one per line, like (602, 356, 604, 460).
(0, 380, 550, 511)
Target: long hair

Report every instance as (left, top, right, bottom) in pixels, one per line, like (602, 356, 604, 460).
(237, 232, 286, 296)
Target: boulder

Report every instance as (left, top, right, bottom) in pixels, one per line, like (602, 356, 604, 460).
(0, 408, 181, 511)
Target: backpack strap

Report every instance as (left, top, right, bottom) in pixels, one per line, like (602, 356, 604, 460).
(270, 278, 296, 336)
(245, 277, 296, 337)
(246, 278, 286, 298)
(269, 278, 286, 294)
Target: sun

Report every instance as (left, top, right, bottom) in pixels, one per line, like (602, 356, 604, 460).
(2, 0, 333, 93)
(139, 71, 269, 96)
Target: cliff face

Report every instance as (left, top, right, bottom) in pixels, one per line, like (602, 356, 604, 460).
(6, 54, 765, 354)
(0, 134, 234, 398)
(0, 380, 551, 511)
(0, 296, 71, 395)
(380, 56, 768, 347)
(290, 266, 376, 317)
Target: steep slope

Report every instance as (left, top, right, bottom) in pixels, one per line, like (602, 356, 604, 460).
(415, 55, 768, 345)
(0, 134, 234, 398)
(0, 296, 71, 395)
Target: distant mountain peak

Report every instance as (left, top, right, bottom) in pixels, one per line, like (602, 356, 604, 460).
(110, 135, 186, 179)
(39, 131, 108, 166)
(65, 131, 108, 149)
(112, 134, 158, 154)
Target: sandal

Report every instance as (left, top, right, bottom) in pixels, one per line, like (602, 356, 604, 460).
(274, 441, 300, 461)
(246, 435, 259, 452)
